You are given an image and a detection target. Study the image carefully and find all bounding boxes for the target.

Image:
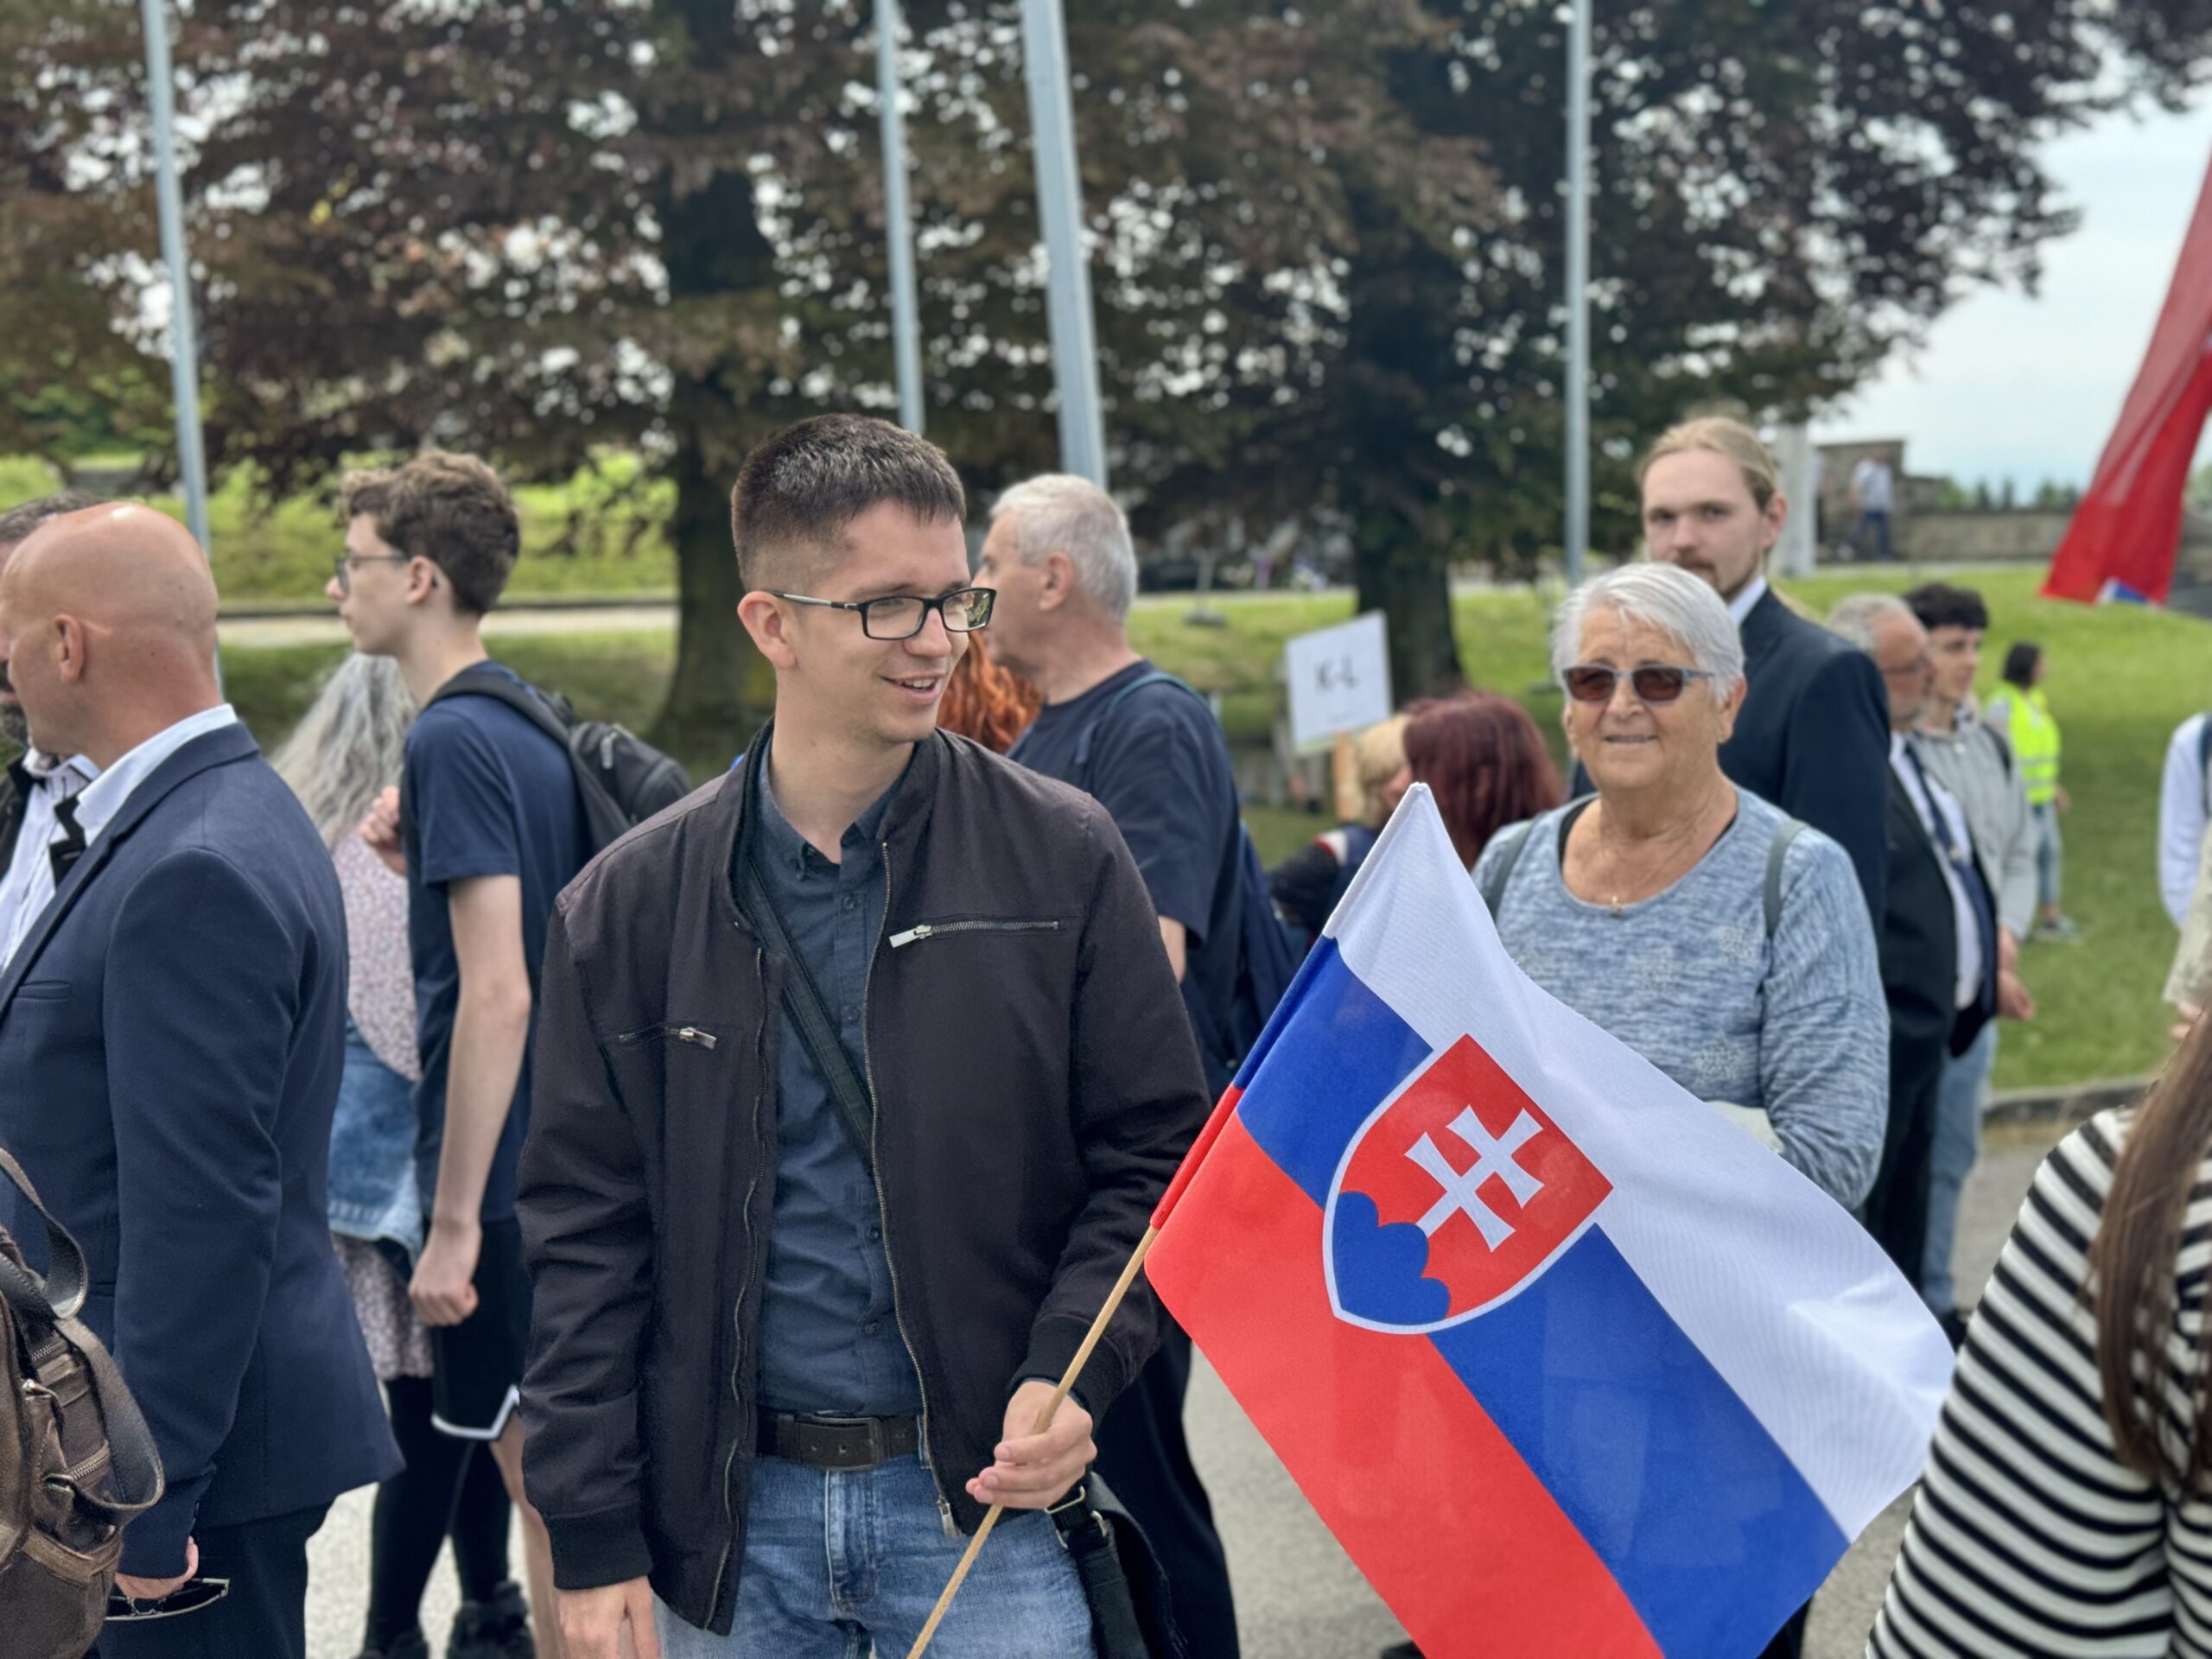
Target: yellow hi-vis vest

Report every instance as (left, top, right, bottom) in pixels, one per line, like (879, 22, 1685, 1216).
(1988, 686, 2060, 805)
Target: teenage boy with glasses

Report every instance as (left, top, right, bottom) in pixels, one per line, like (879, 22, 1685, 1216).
(517, 414, 1209, 1659)
(330, 451, 594, 1659)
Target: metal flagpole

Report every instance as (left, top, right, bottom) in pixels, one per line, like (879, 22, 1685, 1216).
(877, 0, 925, 435)
(1018, 0, 1108, 489)
(140, 0, 212, 557)
(1563, 0, 1592, 583)
(140, 0, 220, 686)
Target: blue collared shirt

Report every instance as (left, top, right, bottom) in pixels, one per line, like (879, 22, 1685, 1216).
(751, 758, 923, 1415)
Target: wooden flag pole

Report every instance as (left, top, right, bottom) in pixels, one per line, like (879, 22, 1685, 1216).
(904, 1225, 1161, 1659)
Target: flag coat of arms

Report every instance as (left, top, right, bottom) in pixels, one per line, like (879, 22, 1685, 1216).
(1145, 787, 1950, 1657)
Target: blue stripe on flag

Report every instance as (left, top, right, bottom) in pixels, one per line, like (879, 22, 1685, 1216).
(1430, 1230, 1847, 1657)
(1234, 942, 1433, 1208)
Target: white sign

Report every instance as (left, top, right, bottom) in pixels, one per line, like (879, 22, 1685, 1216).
(1285, 612, 1394, 752)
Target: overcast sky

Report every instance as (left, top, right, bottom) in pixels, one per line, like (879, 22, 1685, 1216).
(1821, 96, 2212, 491)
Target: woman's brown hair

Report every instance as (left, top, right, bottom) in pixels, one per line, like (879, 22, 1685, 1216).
(1403, 692, 1564, 869)
(2092, 1015, 2212, 1487)
(937, 632, 1042, 755)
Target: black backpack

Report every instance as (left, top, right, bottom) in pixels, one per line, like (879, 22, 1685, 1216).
(428, 664, 693, 854)
(1071, 673, 1300, 1087)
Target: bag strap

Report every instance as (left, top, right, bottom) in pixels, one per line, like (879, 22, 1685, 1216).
(729, 756, 880, 1177)
(0, 1150, 163, 1517)
(1071, 671, 1203, 791)
(1478, 811, 1553, 917)
(1763, 818, 1805, 944)
(0, 1146, 87, 1319)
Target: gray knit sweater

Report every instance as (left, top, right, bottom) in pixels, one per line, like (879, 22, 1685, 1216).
(1473, 789, 1889, 1207)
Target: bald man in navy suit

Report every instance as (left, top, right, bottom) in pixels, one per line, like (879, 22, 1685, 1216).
(0, 506, 397, 1658)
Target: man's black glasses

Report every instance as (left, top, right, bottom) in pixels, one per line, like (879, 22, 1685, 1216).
(1560, 664, 1713, 706)
(770, 587, 995, 641)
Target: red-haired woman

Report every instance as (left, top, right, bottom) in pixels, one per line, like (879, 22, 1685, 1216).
(937, 631, 1042, 754)
(1402, 691, 1566, 870)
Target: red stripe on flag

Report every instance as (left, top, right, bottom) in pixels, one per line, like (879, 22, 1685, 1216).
(1148, 1114, 1662, 1659)
(1148, 1084, 1243, 1230)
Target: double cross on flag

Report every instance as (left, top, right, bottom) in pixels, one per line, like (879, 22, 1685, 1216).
(1143, 787, 1950, 1659)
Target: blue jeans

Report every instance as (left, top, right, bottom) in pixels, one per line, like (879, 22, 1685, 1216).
(1923, 1021, 1998, 1313)
(655, 1455, 1092, 1658)
(2030, 799, 2063, 911)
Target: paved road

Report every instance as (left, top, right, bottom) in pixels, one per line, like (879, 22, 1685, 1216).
(302, 1121, 2063, 1657)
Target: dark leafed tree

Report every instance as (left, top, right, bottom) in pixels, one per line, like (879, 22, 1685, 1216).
(9, 0, 2212, 708)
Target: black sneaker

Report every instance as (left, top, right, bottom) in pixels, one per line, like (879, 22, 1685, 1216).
(449, 1582, 535, 1659)
(359, 1634, 430, 1659)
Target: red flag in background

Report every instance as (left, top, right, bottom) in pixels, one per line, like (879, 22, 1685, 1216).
(2045, 151, 2212, 604)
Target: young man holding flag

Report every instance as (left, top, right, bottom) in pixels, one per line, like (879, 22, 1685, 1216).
(515, 415, 1211, 1658)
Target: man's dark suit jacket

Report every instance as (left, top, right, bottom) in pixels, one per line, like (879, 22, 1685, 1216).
(1866, 766, 1995, 1277)
(1721, 588, 1891, 926)
(0, 722, 398, 1574)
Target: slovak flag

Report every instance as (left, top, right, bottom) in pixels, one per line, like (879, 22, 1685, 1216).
(1145, 786, 1950, 1657)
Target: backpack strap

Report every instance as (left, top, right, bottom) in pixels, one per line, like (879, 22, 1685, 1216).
(1478, 820, 1540, 917)
(1071, 671, 1205, 791)
(1763, 818, 1806, 944)
(2197, 713, 2212, 817)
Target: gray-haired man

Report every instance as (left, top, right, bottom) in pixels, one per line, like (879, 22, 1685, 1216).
(0, 490, 104, 959)
(981, 474, 1244, 1659)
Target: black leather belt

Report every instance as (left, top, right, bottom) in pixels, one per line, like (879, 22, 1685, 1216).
(758, 1411, 921, 1471)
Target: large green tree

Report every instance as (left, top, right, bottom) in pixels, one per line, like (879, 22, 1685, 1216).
(9, 0, 2212, 708)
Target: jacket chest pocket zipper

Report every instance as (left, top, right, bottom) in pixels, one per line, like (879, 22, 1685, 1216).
(614, 1023, 720, 1051)
(888, 919, 1062, 950)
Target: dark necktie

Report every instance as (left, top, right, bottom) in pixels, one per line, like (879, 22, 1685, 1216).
(48, 794, 86, 885)
(1904, 743, 1999, 1009)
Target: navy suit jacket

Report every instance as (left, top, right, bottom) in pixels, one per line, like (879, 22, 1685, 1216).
(1720, 588, 1891, 926)
(0, 723, 398, 1573)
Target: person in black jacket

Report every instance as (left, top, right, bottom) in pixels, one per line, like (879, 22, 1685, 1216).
(1639, 419, 1891, 925)
(0, 505, 400, 1658)
(517, 416, 1211, 1659)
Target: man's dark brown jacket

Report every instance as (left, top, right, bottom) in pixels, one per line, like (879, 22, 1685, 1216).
(516, 728, 1211, 1636)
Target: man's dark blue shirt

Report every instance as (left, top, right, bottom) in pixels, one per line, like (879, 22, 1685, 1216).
(1009, 660, 1243, 1096)
(404, 662, 592, 1222)
(751, 754, 923, 1415)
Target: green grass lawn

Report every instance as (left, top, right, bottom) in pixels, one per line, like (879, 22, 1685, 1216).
(1, 456, 677, 604)
(213, 564, 2195, 1095)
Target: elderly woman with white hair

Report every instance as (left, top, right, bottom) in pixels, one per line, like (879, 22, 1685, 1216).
(1472, 563, 1888, 1207)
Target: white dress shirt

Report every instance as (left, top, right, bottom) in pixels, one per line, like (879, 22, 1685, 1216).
(1726, 574, 1769, 629)
(0, 705, 238, 970)
(1891, 731, 1982, 1011)
(2159, 713, 2209, 930)
(0, 751, 99, 968)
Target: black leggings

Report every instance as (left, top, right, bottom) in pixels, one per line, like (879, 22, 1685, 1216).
(365, 1375, 513, 1649)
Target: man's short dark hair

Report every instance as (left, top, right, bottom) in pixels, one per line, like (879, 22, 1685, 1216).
(340, 450, 519, 616)
(730, 415, 966, 592)
(1904, 581, 1988, 633)
(0, 490, 106, 550)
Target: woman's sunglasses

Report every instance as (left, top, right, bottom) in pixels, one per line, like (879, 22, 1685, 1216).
(1561, 664, 1713, 706)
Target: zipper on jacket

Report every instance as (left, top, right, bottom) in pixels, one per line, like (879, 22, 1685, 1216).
(865, 842, 957, 1535)
(706, 944, 769, 1624)
(613, 1022, 720, 1051)
(888, 918, 1061, 950)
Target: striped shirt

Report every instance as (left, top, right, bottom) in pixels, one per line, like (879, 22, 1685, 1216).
(1869, 1109, 2212, 1657)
